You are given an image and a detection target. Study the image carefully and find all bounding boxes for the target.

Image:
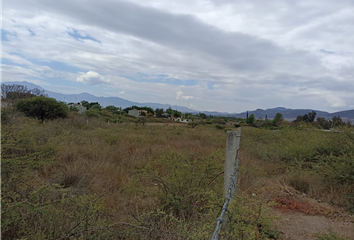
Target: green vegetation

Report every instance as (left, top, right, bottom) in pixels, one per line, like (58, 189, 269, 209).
(315, 230, 346, 240)
(16, 96, 68, 122)
(1, 89, 353, 239)
(2, 108, 353, 239)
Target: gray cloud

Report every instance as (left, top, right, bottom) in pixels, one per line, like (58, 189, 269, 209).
(3, 0, 354, 112)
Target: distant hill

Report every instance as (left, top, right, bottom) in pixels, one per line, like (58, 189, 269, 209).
(2, 81, 354, 122)
(227, 108, 354, 123)
(2, 81, 195, 112)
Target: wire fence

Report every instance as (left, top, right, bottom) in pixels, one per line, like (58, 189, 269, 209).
(210, 147, 240, 240)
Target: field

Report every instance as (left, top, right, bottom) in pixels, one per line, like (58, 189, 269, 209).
(2, 112, 354, 239)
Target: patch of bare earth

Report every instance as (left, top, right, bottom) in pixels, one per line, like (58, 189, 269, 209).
(258, 180, 354, 239)
(271, 210, 353, 240)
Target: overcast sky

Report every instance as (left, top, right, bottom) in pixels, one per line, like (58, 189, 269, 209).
(2, 0, 354, 112)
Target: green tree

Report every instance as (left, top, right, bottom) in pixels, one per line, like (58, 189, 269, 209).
(81, 100, 90, 109)
(272, 113, 284, 126)
(273, 113, 284, 122)
(155, 108, 164, 117)
(140, 106, 154, 115)
(295, 115, 303, 122)
(308, 111, 317, 122)
(16, 96, 68, 123)
(198, 113, 207, 119)
(247, 114, 255, 125)
(173, 111, 182, 118)
(332, 115, 344, 127)
(105, 105, 119, 114)
(166, 107, 173, 115)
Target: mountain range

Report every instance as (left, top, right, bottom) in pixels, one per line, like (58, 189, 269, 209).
(3, 81, 354, 122)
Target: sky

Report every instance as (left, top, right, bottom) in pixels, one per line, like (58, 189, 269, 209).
(1, 0, 354, 113)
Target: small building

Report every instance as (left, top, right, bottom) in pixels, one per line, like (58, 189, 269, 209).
(67, 103, 87, 114)
(128, 109, 140, 118)
(128, 109, 147, 117)
(172, 117, 190, 123)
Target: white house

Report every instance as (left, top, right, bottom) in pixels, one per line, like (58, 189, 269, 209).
(173, 118, 190, 123)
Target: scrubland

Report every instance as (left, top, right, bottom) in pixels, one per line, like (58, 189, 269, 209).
(2, 112, 353, 239)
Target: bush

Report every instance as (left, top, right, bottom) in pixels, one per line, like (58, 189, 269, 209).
(215, 125, 225, 130)
(1, 108, 11, 123)
(16, 96, 68, 122)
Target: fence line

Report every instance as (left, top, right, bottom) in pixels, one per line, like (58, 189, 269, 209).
(210, 129, 241, 240)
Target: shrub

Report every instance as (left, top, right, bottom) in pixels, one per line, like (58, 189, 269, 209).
(215, 125, 225, 130)
(1, 108, 11, 123)
(16, 96, 68, 122)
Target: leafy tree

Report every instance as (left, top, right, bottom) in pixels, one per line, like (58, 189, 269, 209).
(308, 111, 317, 122)
(140, 106, 154, 115)
(155, 108, 164, 117)
(184, 113, 192, 119)
(197, 113, 207, 119)
(273, 113, 284, 122)
(247, 114, 255, 125)
(173, 111, 182, 118)
(166, 107, 173, 115)
(295, 111, 316, 123)
(16, 96, 68, 123)
(332, 115, 344, 127)
(105, 105, 119, 114)
(90, 104, 102, 111)
(86, 108, 100, 118)
(272, 113, 284, 126)
(80, 100, 90, 109)
(295, 115, 303, 122)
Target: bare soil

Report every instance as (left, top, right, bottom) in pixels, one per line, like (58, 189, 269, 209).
(271, 209, 354, 240)
(256, 180, 354, 239)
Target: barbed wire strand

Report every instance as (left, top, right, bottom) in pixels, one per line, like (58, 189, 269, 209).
(210, 147, 240, 240)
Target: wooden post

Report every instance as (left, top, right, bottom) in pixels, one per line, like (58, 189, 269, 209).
(224, 128, 241, 198)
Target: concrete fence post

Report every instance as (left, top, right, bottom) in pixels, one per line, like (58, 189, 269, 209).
(224, 128, 241, 198)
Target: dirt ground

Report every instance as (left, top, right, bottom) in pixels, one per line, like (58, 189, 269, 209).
(257, 180, 354, 239)
(271, 209, 354, 240)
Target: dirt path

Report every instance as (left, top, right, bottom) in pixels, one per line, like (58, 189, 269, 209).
(255, 180, 354, 239)
(271, 209, 354, 240)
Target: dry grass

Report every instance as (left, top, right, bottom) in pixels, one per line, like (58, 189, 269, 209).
(2, 112, 353, 239)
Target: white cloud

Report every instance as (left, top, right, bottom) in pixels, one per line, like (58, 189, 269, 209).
(326, 96, 346, 108)
(77, 71, 110, 85)
(176, 91, 194, 100)
(2, 0, 354, 112)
